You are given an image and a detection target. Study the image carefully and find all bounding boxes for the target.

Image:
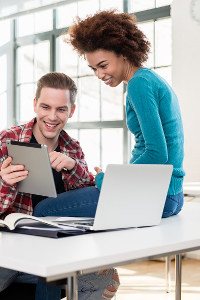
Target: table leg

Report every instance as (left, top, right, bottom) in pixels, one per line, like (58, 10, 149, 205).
(165, 255, 171, 293)
(175, 254, 182, 300)
(66, 274, 78, 300)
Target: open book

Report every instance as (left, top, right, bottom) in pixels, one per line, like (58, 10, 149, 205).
(0, 213, 86, 238)
(0, 213, 64, 230)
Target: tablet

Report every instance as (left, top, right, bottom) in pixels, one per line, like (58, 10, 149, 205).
(6, 140, 57, 198)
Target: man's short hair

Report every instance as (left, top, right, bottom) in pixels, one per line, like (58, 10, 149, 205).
(35, 72, 77, 106)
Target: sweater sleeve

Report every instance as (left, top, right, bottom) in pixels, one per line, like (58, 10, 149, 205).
(127, 77, 168, 164)
(95, 172, 104, 191)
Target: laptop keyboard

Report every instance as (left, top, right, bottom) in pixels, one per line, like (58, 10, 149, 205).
(74, 220, 94, 226)
(55, 218, 94, 228)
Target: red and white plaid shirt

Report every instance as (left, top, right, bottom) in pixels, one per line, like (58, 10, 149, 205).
(0, 118, 94, 219)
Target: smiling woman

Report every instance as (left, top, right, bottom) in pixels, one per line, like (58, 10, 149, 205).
(66, 10, 185, 219)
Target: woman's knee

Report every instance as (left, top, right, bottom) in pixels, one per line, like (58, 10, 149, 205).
(162, 192, 184, 218)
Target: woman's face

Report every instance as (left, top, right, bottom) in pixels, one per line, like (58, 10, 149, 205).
(86, 49, 126, 87)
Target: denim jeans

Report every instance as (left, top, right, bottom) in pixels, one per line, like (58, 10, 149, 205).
(162, 192, 184, 218)
(0, 267, 119, 300)
(33, 186, 184, 220)
(33, 186, 100, 217)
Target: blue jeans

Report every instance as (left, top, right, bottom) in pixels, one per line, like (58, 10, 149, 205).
(162, 192, 184, 218)
(0, 267, 119, 300)
(33, 186, 100, 217)
(33, 186, 184, 220)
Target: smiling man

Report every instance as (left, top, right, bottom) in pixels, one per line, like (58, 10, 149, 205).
(0, 72, 119, 300)
(0, 72, 96, 214)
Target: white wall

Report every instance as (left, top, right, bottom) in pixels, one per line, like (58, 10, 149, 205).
(172, 0, 200, 259)
(172, 0, 200, 182)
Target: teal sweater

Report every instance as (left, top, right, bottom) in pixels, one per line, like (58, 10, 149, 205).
(96, 68, 185, 195)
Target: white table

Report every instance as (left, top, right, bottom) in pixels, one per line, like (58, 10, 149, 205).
(0, 202, 200, 300)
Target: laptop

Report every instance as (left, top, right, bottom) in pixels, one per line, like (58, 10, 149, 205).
(55, 164, 173, 231)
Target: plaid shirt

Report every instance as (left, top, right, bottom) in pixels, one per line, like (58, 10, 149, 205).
(0, 118, 94, 219)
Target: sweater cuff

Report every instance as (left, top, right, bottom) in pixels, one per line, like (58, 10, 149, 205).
(95, 172, 104, 191)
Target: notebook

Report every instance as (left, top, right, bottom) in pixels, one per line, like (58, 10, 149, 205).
(55, 164, 173, 231)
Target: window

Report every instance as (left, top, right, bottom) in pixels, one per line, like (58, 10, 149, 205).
(0, 0, 172, 171)
(0, 55, 7, 131)
(129, 1, 172, 153)
(0, 18, 10, 131)
(56, 0, 125, 169)
(0, 19, 10, 46)
(17, 10, 53, 37)
(16, 41, 50, 123)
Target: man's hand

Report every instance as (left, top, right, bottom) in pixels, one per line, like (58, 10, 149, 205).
(0, 157, 29, 186)
(49, 151, 76, 172)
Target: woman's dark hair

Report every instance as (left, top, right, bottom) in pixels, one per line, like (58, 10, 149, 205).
(35, 72, 77, 106)
(66, 10, 151, 67)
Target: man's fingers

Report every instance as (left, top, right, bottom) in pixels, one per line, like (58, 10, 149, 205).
(49, 152, 60, 164)
(8, 170, 28, 180)
(9, 175, 28, 185)
(52, 159, 65, 172)
(3, 164, 25, 174)
(1, 157, 12, 169)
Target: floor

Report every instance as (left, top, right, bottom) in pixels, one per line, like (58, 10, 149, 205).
(62, 258, 200, 300)
(116, 258, 200, 300)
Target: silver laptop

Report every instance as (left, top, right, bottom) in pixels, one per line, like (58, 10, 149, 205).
(56, 164, 173, 231)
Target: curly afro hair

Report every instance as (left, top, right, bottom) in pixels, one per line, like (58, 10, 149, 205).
(66, 10, 151, 67)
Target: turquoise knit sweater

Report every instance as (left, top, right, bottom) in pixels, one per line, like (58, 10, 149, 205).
(96, 68, 185, 195)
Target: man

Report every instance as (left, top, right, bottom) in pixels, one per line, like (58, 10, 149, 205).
(0, 72, 119, 300)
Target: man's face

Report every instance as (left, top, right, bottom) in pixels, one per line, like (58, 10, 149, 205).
(33, 87, 75, 144)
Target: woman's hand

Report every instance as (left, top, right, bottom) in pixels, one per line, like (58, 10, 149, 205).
(93, 166, 102, 188)
(94, 166, 102, 176)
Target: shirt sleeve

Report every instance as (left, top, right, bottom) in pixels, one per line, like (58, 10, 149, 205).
(61, 143, 95, 190)
(127, 77, 168, 164)
(0, 148, 18, 216)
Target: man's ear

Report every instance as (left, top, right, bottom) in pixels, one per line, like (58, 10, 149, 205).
(69, 104, 76, 118)
(33, 98, 37, 113)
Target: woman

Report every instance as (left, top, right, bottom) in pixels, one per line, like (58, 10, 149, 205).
(67, 10, 185, 218)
